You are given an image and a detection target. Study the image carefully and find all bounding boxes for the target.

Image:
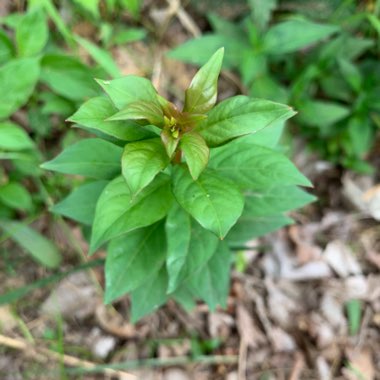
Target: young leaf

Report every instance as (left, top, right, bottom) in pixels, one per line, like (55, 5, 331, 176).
(196, 96, 296, 147)
(165, 202, 191, 293)
(108, 100, 164, 126)
(122, 138, 170, 196)
(0, 58, 40, 119)
(180, 132, 209, 180)
(0, 182, 33, 212)
(96, 75, 160, 110)
(161, 129, 179, 158)
(172, 166, 244, 239)
(105, 222, 166, 303)
(68, 96, 154, 141)
(91, 174, 173, 252)
(0, 220, 61, 269)
(16, 7, 48, 57)
(209, 140, 312, 189)
(0, 122, 35, 151)
(41, 138, 122, 179)
(51, 180, 108, 225)
(183, 47, 224, 114)
(75, 36, 121, 78)
(227, 214, 294, 247)
(187, 241, 231, 310)
(263, 19, 338, 55)
(130, 266, 168, 322)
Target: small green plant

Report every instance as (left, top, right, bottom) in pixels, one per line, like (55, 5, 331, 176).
(169, 1, 380, 172)
(43, 48, 315, 321)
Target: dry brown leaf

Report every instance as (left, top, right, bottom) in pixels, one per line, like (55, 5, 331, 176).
(343, 348, 375, 380)
(236, 304, 265, 348)
(320, 293, 347, 334)
(208, 312, 234, 339)
(0, 306, 17, 333)
(95, 305, 139, 339)
(323, 240, 361, 277)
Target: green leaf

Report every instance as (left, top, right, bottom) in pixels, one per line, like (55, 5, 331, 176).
(249, 0, 277, 31)
(41, 138, 122, 179)
(0, 122, 35, 151)
(40, 54, 100, 101)
(338, 58, 362, 92)
(0, 58, 40, 119)
(264, 19, 338, 55)
(119, 0, 141, 18)
(0, 220, 61, 269)
(172, 166, 244, 238)
(168, 34, 247, 69)
(16, 8, 48, 57)
(179, 220, 219, 282)
(91, 174, 173, 252)
(96, 75, 160, 110)
(122, 138, 170, 196)
(68, 96, 154, 141)
(227, 214, 294, 246)
(184, 47, 224, 114)
(130, 266, 168, 322)
(209, 139, 312, 189)
(180, 132, 209, 180)
(165, 202, 191, 293)
(346, 299, 362, 336)
(244, 186, 316, 217)
(111, 28, 146, 45)
(187, 241, 231, 310)
(0, 182, 33, 212)
(105, 222, 166, 303)
(108, 100, 164, 126)
(243, 121, 285, 148)
(75, 36, 121, 78)
(0, 29, 14, 64)
(72, 0, 100, 18)
(297, 100, 350, 133)
(51, 180, 108, 225)
(368, 14, 380, 38)
(196, 96, 296, 147)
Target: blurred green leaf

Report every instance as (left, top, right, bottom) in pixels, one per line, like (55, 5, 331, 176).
(75, 36, 121, 78)
(0, 220, 61, 268)
(264, 19, 338, 55)
(0, 58, 40, 119)
(0, 122, 34, 151)
(0, 182, 33, 212)
(16, 8, 48, 57)
(346, 299, 362, 335)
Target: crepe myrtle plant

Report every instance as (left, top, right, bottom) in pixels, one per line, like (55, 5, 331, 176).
(42, 48, 315, 321)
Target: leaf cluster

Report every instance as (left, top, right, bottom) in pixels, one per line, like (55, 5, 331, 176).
(44, 49, 314, 320)
(169, 1, 380, 172)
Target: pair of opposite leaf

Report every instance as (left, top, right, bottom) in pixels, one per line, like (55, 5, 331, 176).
(97, 48, 224, 197)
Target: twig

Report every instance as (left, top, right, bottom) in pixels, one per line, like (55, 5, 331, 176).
(288, 352, 305, 380)
(166, 0, 201, 37)
(0, 334, 137, 379)
(67, 354, 239, 375)
(238, 339, 248, 380)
